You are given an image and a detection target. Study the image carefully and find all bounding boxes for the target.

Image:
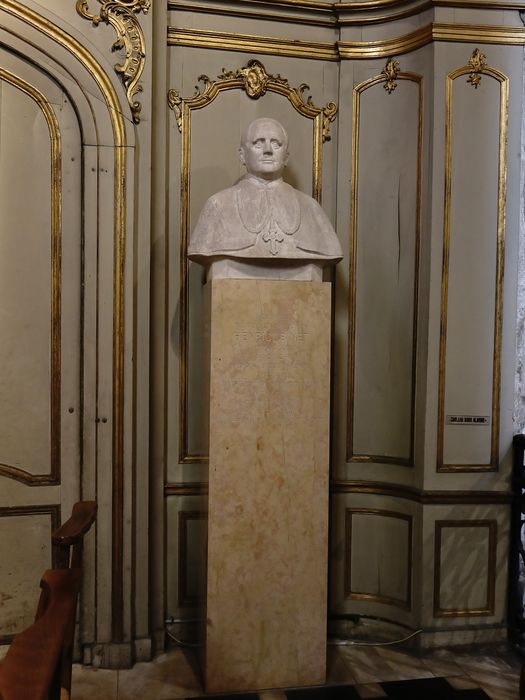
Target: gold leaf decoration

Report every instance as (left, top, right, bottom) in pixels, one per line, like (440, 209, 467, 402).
(467, 48, 487, 89)
(381, 57, 400, 94)
(76, 0, 150, 123)
(167, 89, 183, 132)
(168, 60, 337, 142)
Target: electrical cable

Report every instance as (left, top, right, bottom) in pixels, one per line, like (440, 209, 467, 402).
(328, 629, 423, 647)
(165, 626, 200, 648)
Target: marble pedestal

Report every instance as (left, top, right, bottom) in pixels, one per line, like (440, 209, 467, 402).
(204, 279, 331, 694)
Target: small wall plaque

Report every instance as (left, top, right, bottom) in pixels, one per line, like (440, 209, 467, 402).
(446, 415, 490, 426)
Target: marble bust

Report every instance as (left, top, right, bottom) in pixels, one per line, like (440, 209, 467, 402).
(188, 118, 342, 280)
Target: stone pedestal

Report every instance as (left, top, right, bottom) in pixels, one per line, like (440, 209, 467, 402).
(204, 279, 331, 693)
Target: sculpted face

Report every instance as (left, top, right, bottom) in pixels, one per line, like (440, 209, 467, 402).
(239, 118, 289, 181)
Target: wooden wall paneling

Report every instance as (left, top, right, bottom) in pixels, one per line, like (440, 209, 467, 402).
(433, 518, 496, 616)
(0, 67, 61, 485)
(345, 507, 413, 609)
(419, 504, 510, 638)
(330, 492, 420, 628)
(347, 59, 422, 467)
(437, 50, 508, 472)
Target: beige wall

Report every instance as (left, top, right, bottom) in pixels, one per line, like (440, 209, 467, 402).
(0, 0, 522, 667)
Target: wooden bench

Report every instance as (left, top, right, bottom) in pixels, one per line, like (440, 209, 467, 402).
(0, 501, 97, 700)
(0, 569, 82, 700)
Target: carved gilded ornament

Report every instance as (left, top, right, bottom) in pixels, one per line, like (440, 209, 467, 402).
(381, 57, 400, 93)
(76, 0, 150, 123)
(168, 60, 337, 142)
(467, 48, 487, 88)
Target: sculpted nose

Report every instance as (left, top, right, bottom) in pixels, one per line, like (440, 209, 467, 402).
(263, 140, 272, 154)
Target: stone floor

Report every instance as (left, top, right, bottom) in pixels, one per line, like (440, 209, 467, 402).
(67, 642, 522, 700)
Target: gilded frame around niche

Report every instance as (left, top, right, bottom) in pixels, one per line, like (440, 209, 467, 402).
(437, 50, 508, 473)
(347, 60, 423, 468)
(0, 68, 61, 487)
(168, 59, 338, 464)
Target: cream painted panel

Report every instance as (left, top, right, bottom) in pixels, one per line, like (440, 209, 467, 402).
(330, 492, 420, 629)
(351, 77, 420, 463)
(0, 511, 56, 637)
(348, 510, 411, 608)
(436, 523, 492, 613)
(0, 80, 51, 474)
(420, 504, 509, 630)
(0, 48, 82, 640)
(442, 73, 502, 466)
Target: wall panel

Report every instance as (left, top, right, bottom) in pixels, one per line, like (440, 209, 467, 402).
(437, 51, 508, 472)
(345, 508, 412, 609)
(433, 519, 496, 616)
(348, 63, 422, 466)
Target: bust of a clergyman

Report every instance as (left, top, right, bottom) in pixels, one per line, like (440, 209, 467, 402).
(188, 118, 342, 278)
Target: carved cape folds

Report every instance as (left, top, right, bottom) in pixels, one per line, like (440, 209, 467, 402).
(188, 175, 342, 264)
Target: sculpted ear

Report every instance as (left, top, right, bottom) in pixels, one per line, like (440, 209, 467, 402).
(239, 147, 246, 165)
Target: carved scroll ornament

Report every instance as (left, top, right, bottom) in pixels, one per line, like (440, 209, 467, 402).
(76, 0, 150, 123)
(168, 59, 337, 142)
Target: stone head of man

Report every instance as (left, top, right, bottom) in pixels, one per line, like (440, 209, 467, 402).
(239, 118, 289, 181)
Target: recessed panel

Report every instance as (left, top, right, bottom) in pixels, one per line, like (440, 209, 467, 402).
(0, 510, 56, 637)
(434, 520, 496, 616)
(439, 65, 507, 470)
(0, 80, 53, 475)
(349, 76, 421, 464)
(345, 509, 412, 608)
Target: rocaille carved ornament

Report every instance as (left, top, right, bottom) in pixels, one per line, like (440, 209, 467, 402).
(76, 0, 150, 123)
(467, 48, 487, 88)
(168, 59, 337, 143)
(381, 57, 400, 93)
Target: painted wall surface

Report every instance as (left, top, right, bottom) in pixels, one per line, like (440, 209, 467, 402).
(0, 0, 523, 667)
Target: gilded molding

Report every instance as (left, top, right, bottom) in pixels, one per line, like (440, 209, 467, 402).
(168, 59, 337, 463)
(339, 24, 525, 59)
(437, 52, 508, 472)
(433, 520, 497, 617)
(76, 0, 150, 123)
(330, 480, 511, 504)
(168, 24, 525, 61)
(167, 27, 338, 61)
(0, 68, 61, 488)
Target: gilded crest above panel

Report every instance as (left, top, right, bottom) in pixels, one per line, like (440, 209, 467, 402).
(467, 48, 487, 88)
(168, 60, 337, 142)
